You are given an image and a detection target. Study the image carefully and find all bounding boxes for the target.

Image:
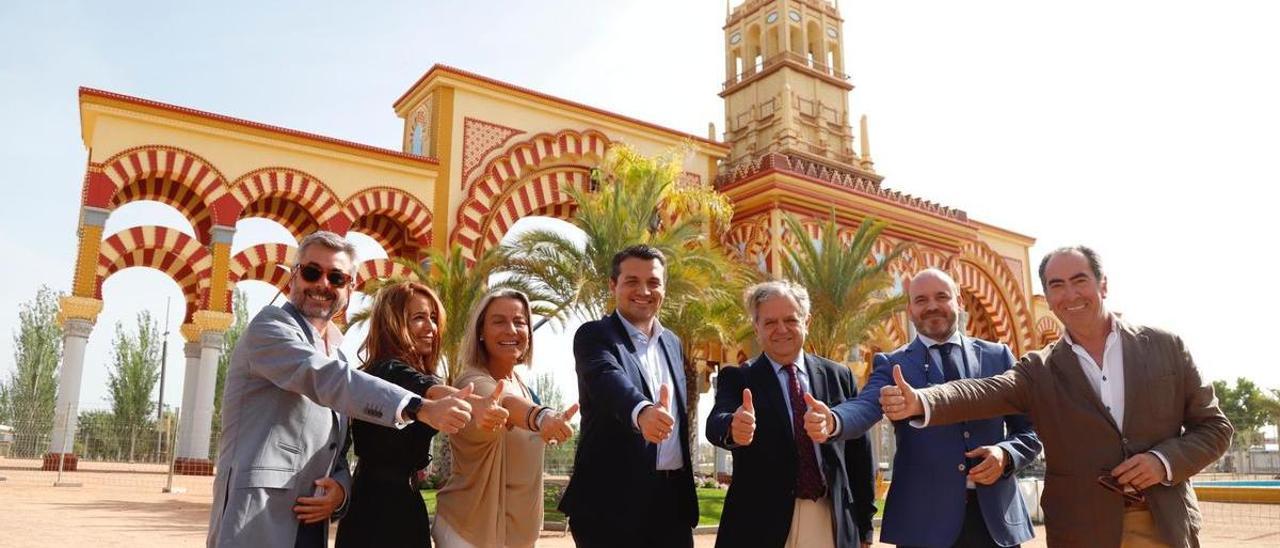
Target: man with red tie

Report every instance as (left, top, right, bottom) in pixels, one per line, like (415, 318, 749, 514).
(707, 280, 876, 548)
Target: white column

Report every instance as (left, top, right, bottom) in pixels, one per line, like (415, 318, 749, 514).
(175, 340, 202, 458)
(48, 318, 93, 455)
(187, 330, 224, 461)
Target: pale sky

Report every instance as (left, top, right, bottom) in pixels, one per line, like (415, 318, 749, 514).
(1, 0, 1277, 433)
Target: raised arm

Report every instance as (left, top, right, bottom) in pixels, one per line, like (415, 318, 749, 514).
(244, 309, 410, 428)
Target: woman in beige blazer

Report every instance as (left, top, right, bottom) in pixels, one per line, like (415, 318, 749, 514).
(434, 289, 578, 548)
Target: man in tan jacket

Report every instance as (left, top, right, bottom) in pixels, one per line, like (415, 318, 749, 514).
(880, 246, 1231, 547)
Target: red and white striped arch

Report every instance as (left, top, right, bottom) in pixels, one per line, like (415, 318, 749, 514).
(95, 226, 212, 322)
(946, 241, 1036, 355)
(88, 146, 231, 242)
(451, 129, 610, 262)
(225, 168, 343, 238)
(472, 168, 590, 258)
(349, 214, 412, 258)
(336, 187, 433, 258)
(230, 243, 296, 293)
(355, 258, 417, 293)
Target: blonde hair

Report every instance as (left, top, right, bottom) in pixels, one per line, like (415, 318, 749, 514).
(357, 281, 445, 375)
(458, 288, 535, 370)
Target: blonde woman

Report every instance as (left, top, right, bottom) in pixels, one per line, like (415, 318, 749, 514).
(434, 289, 577, 548)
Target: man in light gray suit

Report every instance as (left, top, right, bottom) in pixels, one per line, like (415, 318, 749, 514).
(208, 231, 475, 548)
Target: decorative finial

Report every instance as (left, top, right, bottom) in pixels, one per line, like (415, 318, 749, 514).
(859, 114, 875, 172)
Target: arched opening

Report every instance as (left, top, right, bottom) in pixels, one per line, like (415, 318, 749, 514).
(103, 201, 198, 240)
(806, 21, 823, 70)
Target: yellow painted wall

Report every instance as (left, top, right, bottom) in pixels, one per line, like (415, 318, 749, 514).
(412, 78, 728, 229)
(82, 104, 439, 206)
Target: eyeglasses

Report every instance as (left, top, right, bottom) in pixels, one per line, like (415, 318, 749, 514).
(1096, 472, 1145, 505)
(295, 263, 353, 288)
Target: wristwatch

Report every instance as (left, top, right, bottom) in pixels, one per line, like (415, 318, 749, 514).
(403, 396, 424, 422)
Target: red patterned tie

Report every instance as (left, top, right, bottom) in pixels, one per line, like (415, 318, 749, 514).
(783, 364, 826, 500)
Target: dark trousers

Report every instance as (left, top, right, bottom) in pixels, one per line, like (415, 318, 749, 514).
(295, 521, 325, 548)
(952, 490, 1009, 548)
(569, 472, 694, 548)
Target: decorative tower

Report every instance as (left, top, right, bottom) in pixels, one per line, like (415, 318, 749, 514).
(720, 0, 874, 178)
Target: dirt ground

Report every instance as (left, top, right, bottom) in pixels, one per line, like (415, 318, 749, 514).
(1, 462, 1276, 547)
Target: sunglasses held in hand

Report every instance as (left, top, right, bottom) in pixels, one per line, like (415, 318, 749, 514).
(1096, 472, 1145, 505)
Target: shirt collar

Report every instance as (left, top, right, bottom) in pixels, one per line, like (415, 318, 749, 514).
(917, 330, 964, 349)
(765, 353, 806, 375)
(1063, 314, 1118, 349)
(618, 313, 664, 343)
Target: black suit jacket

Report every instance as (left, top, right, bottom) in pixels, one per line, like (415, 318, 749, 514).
(558, 312, 698, 529)
(707, 353, 876, 548)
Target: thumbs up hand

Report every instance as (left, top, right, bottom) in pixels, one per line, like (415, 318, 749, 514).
(540, 402, 579, 446)
(803, 392, 836, 443)
(417, 383, 474, 434)
(880, 365, 923, 421)
(474, 380, 511, 432)
(638, 384, 676, 444)
(731, 388, 756, 446)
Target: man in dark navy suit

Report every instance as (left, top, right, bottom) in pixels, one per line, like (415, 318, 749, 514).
(812, 268, 1041, 547)
(559, 245, 697, 548)
(707, 280, 876, 548)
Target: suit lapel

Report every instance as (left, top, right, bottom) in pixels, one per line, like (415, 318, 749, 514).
(965, 337, 984, 378)
(1118, 322, 1147, 436)
(906, 338, 937, 386)
(805, 354, 828, 402)
(608, 313, 654, 399)
(1048, 338, 1120, 433)
(749, 355, 793, 436)
(657, 333, 686, 420)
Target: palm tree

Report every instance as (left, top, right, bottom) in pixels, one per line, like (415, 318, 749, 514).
(504, 143, 737, 447)
(780, 210, 907, 363)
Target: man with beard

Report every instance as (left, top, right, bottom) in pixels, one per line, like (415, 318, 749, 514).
(808, 268, 1042, 547)
(881, 248, 1232, 547)
(208, 231, 477, 548)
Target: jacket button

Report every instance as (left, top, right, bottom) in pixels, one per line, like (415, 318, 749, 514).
(958, 464, 966, 472)
(963, 431, 970, 439)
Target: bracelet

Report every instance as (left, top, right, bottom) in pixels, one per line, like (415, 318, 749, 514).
(525, 406, 540, 431)
(533, 407, 552, 430)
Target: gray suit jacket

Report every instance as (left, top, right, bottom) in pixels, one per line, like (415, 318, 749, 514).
(207, 303, 415, 548)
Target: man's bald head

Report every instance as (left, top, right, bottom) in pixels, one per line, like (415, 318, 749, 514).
(906, 268, 963, 340)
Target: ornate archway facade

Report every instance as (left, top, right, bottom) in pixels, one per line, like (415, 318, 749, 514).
(59, 17, 1043, 476)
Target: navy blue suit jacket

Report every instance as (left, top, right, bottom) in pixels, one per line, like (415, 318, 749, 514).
(706, 353, 876, 548)
(558, 312, 698, 529)
(831, 336, 1042, 547)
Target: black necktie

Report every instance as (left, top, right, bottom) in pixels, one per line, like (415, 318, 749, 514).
(931, 342, 962, 383)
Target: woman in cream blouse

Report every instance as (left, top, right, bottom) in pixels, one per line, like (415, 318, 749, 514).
(434, 288, 578, 548)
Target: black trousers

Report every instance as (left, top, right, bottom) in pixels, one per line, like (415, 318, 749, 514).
(569, 472, 694, 548)
(952, 490, 1009, 548)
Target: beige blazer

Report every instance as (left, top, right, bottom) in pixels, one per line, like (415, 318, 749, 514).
(919, 320, 1232, 548)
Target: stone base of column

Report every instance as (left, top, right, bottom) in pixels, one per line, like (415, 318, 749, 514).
(173, 457, 215, 476)
(41, 453, 78, 471)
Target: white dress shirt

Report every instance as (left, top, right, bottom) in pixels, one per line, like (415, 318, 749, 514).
(1063, 321, 1173, 482)
(621, 316, 684, 471)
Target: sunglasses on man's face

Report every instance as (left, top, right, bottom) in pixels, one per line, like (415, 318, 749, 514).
(295, 263, 353, 288)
